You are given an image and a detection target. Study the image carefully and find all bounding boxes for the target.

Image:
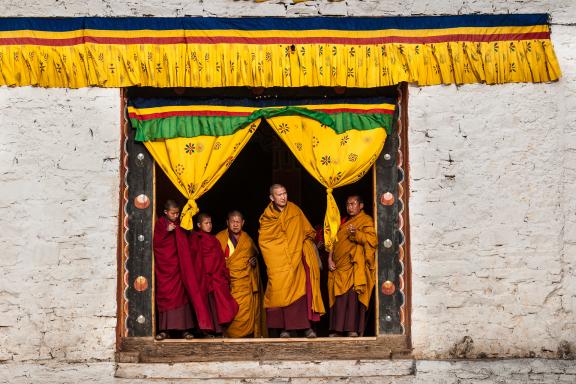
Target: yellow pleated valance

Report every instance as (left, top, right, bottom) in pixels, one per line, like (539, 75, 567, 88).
(0, 14, 561, 88)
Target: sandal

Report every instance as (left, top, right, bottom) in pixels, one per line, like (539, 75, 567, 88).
(305, 328, 317, 339)
(279, 331, 291, 338)
(182, 331, 195, 340)
(155, 332, 169, 341)
(347, 331, 359, 338)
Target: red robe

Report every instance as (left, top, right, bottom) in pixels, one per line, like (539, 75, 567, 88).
(153, 216, 213, 330)
(189, 231, 239, 325)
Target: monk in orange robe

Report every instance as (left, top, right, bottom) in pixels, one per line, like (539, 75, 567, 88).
(216, 210, 263, 338)
(189, 213, 239, 337)
(328, 195, 377, 337)
(258, 184, 325, 338)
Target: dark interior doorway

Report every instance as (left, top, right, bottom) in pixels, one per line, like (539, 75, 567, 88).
(154, 119, 375, 337)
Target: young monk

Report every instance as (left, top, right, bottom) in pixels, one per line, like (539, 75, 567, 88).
(189, 213, 239, 337)
(327, 195, 377, 337)
(216, 210, 263, 338)
(153, 200, 207, 340)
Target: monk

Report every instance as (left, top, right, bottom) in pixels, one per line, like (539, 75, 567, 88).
(189, 213, 239, 337)
(258, 184, 325, 338)
(153, 200, 211, 340)
(327, 195, 377, 337)
(216, 211, 263, 338)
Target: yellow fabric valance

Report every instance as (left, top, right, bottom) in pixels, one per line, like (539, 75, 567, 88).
(0, 15, 561, 88)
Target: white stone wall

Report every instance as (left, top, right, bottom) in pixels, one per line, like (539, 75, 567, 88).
(0, 0, 574, 382)
(0, 88, 120, 364)
(409, 24, 576, 359)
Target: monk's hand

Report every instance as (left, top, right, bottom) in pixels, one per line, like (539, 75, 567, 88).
(167, 223, 177, 232)
(248, 257, 257, 267)
(347, 224, 356, 236)
(328, 258, 336, 272)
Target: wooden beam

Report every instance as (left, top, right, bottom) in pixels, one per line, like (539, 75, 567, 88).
(118, 335, 411, 363)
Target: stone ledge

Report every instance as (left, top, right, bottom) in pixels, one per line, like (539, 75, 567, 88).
(115, 359, 416, 379)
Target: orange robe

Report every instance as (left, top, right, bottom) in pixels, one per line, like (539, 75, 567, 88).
(258, 201, 325, 317)
(216, 230, 263, 338)
(328, 211, 377, 309)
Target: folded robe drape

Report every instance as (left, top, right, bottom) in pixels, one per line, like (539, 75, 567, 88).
(189, 231, 239, 326)
(216, 230, 263, 338)
(258, 201, 325, 317)
(153, 216, 213, 330)
(328, 211, 377, 309)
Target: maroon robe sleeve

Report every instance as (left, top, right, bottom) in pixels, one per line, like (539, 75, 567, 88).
(153, 216, 188, 312)
(202, 234, 239, 325)
(175, 229, 213, 331)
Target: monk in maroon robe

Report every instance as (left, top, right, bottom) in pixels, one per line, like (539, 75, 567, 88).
(189, 213, 239, 336)
(153, 200, 213, 340)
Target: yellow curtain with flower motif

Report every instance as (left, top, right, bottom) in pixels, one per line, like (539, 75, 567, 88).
(144, 122, 260, 230)
(265, 115, 387, 250)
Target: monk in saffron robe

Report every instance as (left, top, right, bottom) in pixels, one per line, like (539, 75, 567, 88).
(258, 184, 325, 338)
(328, 195, 377, 337)
(189, 213, 239, 336)
(216, 210, 263, 338)
(153, 200, 212, 340)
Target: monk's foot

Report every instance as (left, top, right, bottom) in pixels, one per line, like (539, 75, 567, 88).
(305, 328, 317, 339)
(279, 330, 291, 338)
(182, 331, 195, 340)
(347, 331, 359, 338)
(155, 332, 169, 341)
(328, 332, 339, 338)
(203, 332, 216, 338)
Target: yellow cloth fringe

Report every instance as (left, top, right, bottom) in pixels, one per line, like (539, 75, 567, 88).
(0, 39, 560, 88)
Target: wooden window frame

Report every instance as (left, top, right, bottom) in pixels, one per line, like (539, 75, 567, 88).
(116, 84, 412, 363)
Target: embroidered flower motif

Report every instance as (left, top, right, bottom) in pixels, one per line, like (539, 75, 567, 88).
(321, 155, 331, 166)
(329, 172, 342, 184)
(196, 143, 205, 153)
(278, 123, 290, 134)
(213, 142, 222, 150)
(175, 164, 185, 176)
(348, 153, 358, 162)
(187, 183, 196, 195)
(224, 156, 235, 168)
(248, 123, 258, 133)
(200, 179, 209, 189)
(185, 143, 196, 154)
(265, 52, 272, 62)
(295, 143, 303, 151)
(340, 134, 350, 146)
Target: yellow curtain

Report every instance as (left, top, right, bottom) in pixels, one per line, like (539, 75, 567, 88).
(265, 115, 387, 250)
(144, 121, 260, 229)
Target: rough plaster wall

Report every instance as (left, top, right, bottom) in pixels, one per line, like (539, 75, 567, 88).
(0, 88, 120, 363)
(0, 0, 574, 382)
(0, 0, 575, 23)
(408, 24, 576, 358)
